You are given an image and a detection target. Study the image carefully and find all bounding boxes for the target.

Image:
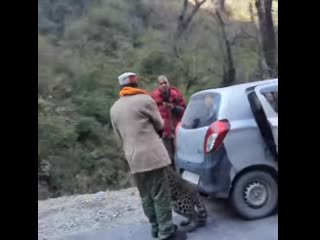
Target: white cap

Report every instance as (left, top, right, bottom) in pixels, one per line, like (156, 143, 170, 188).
(117, 72, 137, 85)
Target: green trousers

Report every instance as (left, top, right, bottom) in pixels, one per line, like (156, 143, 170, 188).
(133, 167, 175, 239)
(163, 137, 176, 169)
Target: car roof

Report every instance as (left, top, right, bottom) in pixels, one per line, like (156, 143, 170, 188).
(188, 78, 278, 120)
(191, 79, 278, 97)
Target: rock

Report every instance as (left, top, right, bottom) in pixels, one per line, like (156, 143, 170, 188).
(95, 191, 106, 202)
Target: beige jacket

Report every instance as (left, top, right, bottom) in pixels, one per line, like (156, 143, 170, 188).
(110, 94, 171, 173)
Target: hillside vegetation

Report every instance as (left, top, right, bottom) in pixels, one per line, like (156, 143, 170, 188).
(38, 0, 278, 199)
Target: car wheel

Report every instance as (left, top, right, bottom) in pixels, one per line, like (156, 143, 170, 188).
(230, 170, 278, 220)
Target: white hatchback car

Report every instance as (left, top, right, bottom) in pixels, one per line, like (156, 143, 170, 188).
(175, 79, 278, 220)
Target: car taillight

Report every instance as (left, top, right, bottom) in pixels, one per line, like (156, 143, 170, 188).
(204, 120, 230, 153)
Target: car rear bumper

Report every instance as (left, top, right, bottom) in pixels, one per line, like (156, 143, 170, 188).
(175, 145, 232, 198)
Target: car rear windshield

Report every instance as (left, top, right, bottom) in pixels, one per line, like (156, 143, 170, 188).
(181, 92, 220, 129)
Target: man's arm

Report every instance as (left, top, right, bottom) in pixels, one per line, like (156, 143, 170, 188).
(141, 96, 164, 133)
(172, 90, 187, 118)
(110, 115, 123, 146)
(151, 90, 163, 107)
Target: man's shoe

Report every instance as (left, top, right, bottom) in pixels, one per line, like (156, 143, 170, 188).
(162, 226, 186, 240)
(162, 231, 187, 240)
(155, 224, 179, 239)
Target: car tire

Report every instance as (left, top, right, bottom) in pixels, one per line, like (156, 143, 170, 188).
(230, 170, 278, 220)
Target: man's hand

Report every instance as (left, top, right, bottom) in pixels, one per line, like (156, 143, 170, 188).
(163, 102, 174, 109)
(157, 129, 163, 138)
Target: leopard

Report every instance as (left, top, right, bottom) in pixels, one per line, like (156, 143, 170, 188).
(166, 167, 208, 233)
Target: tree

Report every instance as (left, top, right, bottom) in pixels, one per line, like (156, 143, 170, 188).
(173, 0, 207, 91)
(175, 0, 207, 40)
(214, 0, 225, 12)
(174, 0, 237, 88)
(249, 1, 264, 79)
(255, 0, 277, 78)
(214, 9, 236, 86)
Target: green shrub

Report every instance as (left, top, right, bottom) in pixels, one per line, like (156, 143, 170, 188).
(72, 94, 111, 125)
(76, 116, 102, 142)
(38, 118, 78, 159)
(140, 51, 176, 77)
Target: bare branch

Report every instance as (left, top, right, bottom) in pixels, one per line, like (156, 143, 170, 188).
(173, 45, 185, 64)
(178, 0, 189, 21)
(186, 1, 206, 24)
(194, 0, 207, 5)
(175, 0, 207, 39)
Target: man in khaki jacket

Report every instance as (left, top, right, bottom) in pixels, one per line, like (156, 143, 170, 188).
(110, 72, 186, 240)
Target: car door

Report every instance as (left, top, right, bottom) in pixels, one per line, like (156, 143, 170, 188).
(254, 82, 278, 153)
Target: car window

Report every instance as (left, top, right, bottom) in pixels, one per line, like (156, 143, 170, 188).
(262, 91, 278, 113)
(181, 92, 220, 129)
